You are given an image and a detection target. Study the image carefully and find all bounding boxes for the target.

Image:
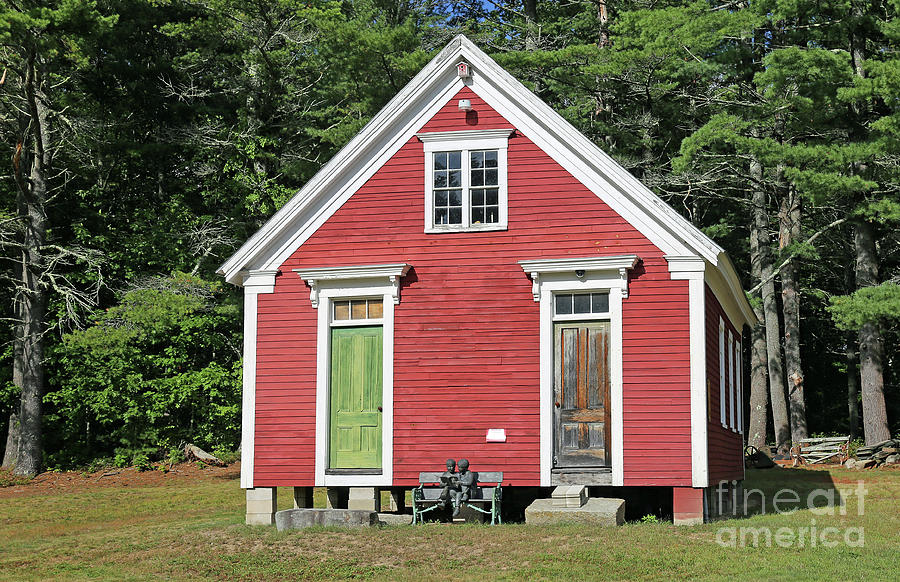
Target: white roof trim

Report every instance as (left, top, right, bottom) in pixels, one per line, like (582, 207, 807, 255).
(218, 35, 753, 325)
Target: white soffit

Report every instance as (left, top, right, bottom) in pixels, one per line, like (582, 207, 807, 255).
(218, 35, 752, 324)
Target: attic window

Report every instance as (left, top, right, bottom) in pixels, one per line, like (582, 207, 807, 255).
(418, 129, 513, 233)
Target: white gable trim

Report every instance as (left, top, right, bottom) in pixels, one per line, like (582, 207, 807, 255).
(218, 38, 470, 284)
(219, 35, 755, 326)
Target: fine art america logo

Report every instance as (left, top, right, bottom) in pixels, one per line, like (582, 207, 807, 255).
(715, 481, 867, 548)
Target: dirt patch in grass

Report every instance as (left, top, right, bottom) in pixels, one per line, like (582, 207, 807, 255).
(0, 462, 240, 498)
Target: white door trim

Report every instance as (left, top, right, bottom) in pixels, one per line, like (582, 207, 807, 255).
(520, 259, 634, 487)
(298, 268, 409, 487)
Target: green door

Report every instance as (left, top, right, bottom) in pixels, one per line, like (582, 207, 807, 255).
(329, 326, 383, 469)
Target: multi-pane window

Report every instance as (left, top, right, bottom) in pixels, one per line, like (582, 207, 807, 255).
(432, 151, 462, 225)
(431, 149, 500, 227)
(333, 298, 383, 321)
(554, 292, 610, 317)
(420, 129, 510, 232)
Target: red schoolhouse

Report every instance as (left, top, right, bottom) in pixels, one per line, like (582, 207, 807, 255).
(219, 35, 754, 525)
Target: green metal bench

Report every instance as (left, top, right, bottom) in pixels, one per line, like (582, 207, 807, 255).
(412, 471, 503, 525)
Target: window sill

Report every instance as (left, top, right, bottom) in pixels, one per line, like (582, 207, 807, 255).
(425, 224, 508, 234)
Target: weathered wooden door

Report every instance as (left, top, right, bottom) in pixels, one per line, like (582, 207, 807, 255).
(553, 322, 611, 468)
(329, 326, 383, 469)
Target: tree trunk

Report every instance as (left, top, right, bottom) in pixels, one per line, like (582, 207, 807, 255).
(747, 153, 769, 450)
(594, 0, 610, 47)
(843, 258, 859, 441)
(749, 149, 790, 454)
(848, 1, 890, 447)
(1, 413, 20, 470)
(779, 188, 807, 441)
(524, 0, 538, 50)
(10, 45, 50, 477)
(748, 310, 769, 450)
(854, 221, 890, 445)
(846, 337, 860, 441)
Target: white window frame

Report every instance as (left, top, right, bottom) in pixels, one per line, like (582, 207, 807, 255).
(719, 318, 727, 428)
(519, 255, 638, 487)
(736, 338, 743, 435)
(728, 330, 736, 431)
(294, 263, 410, 487)
(552, 291, 612, 322)
(418, 129, 513, 233)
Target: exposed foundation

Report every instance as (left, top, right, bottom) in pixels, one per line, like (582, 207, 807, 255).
(245, 487, 277, 525)
(672, 486, 704, 525)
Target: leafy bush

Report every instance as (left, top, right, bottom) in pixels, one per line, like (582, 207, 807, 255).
(211, 445, 241, 465)
(167, 447, 186, 466)
(132, 451, 152, 472)
(44, 273, 242, 467)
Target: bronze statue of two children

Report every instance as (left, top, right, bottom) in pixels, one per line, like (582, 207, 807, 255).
(438, 458, 478, 517)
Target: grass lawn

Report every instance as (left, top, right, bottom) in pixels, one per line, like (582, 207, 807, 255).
(1, 464, 898, 581)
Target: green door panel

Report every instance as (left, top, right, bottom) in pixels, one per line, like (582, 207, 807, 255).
(329, 326, 383, 469)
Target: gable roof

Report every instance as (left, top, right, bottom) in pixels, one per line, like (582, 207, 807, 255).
(218, 35, 754, 326)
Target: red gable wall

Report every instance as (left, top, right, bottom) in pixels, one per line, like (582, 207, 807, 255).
(253, 87, 693, 487)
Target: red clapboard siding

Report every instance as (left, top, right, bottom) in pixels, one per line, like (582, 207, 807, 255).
(706, 283, 744, 482)
(252, 86, 692, 487)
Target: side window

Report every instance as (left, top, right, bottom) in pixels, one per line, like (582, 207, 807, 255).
(719, 318, 727, 427)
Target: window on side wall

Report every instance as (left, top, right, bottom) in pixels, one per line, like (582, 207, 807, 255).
(719, 318, 727, 427)
(418, 129, 512, 232)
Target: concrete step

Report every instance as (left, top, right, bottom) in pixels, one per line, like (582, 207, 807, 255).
(551, 485, 588, 507)
(525, 497, 625, 526)
(275, 508, 379, 530)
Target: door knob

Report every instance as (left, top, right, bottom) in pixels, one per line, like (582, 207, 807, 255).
(554, 401, 560, 408)
(377, 406, 383, 412)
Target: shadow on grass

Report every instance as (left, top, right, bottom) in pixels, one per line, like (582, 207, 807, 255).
(726, 467, 852, 519)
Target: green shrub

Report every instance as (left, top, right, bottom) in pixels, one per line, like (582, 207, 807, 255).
(132, 452, 152, 472)
(44, 273, 242, 467)
(113, 449, 134, 468)
(167, 447, 186, 466)
(211, 445, 241, 465)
